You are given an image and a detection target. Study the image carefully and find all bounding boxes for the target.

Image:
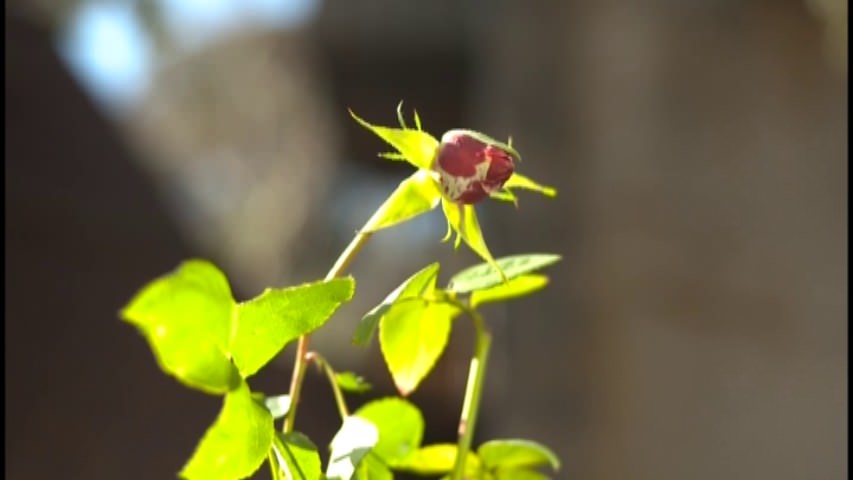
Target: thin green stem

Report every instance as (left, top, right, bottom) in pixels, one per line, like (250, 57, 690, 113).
(283, 231, 372, 433)
(308, 352, 351, 420)
(451, 310, 491, 480)
(267, 452, 281, 480)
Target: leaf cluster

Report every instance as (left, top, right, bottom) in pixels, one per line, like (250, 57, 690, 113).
(119, 106, 564, 480)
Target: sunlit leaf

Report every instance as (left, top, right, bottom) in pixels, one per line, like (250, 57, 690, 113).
(121, 260, 240, 394)
(355, 397, 424, 465)
(353, 263, 440, 346)
(335, 372, 372, 393)
(232, 277, 355, 377)
(180, 381, 274, 480)
(504, 173, 556, 197)
(379, 300, 460, 396)
(263, 394, 292, 419)
(447, 254, 562, 293)
(477, 439, 560, 471)
(327, 416, 379, 480)
(349, 110, 439, 170)
(355, 454, 393, 480)
(394, 444, 482, 476)
(361, 169, 442, 233)
(469, 275, 549, 308)
(271, 432, 322, 480)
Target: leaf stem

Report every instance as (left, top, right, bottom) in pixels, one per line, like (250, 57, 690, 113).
(307, 352, 350, 420)
(267, 451, 282, 480)
(283, 230, 372, 433)
(451, 310, 491, 480)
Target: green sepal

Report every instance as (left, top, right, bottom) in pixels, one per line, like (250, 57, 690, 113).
(440, 198, 505, 280)
(349, 109, 439, 170)
(361, 169, 442, 234)
(504, 173, 556, 198)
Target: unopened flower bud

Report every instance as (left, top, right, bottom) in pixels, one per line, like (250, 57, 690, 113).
(434, 129, 518, 204)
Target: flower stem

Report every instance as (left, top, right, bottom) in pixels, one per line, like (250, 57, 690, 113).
(283, 230, 372, 433)
(451, 311, 491, 480)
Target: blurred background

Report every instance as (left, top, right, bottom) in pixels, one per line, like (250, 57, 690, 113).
(5, 0, 847, 478)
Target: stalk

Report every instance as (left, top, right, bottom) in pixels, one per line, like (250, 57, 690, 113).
(283, 231, 372, 432)
(308, 352, 350, 420)
(451, 311, 491, 480)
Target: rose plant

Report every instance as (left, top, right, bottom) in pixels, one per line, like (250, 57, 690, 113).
(121, 103, 562, 480)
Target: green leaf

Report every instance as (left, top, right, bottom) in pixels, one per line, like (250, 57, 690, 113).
(356, 454, 394, 480)
(504, 173, 557, 197)
(327, 416, 379, 480)
(232, 277, 355, 377)
(477, 439, 560, 471)
(350, 110, 439, 170)
(379, 300, 460, 396)
(395, 444, 482, 476)
(180, 381, 274, 480)
(441, 200, 505, 280)
(494, 469, 550, 480)
(353, 263, 440, 347)
(121, 260, 240, 394)
(263, 394, 292, 419)
(361, 169, 442, 233)
(469, 275, 549, 309)
(447, 254, 562, 294)
(271, 432, 322, 480)
(336, 372, 372, 393)
(355, 398, 424, 465)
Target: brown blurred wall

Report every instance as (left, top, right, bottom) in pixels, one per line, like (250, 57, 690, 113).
(5, 11, 222, 479)
(471, 1, 847, 479)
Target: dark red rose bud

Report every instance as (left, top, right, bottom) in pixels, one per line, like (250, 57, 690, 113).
(434, 129, 519, 204)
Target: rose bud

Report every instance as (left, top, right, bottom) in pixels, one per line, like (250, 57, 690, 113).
(434, 129, 520, 204)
